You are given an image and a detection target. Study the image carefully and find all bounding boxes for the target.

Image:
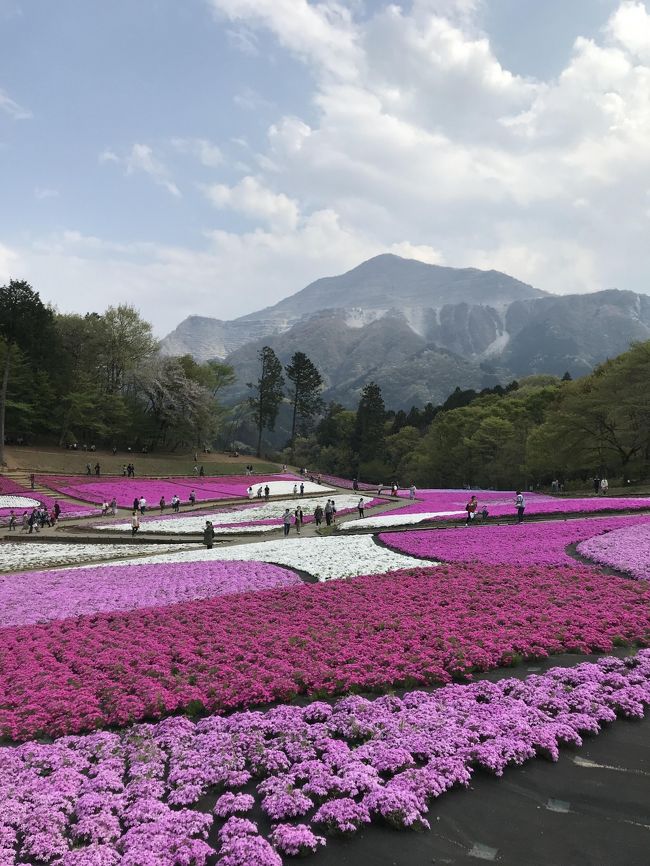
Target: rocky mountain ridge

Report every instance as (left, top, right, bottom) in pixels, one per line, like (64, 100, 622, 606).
(160, 254, 650, 409)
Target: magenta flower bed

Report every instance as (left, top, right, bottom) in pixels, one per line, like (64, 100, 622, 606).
(1, 563, 649, 741)
(0, 475, 98, 520)
(379, 515, 650, 567)
(578, 523, 650, 580)
(36, 474, 298, 507)
(0, 560, 302, 628)
(2, 652, 649, 864)
(388, 488, 650, 521)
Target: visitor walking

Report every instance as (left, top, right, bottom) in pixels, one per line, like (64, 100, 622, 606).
(283, 508, 292, 537)
(30, 473, 35, 490)
(159, 496, 166, 513)
(357, 498, 365, 518)
(515, 491, 526, 523)
(257, 486, 263, 498)
(131, 511, 140, 536)
(600, 477, 609, 496)
(21, 511, 29, 532)
(203, 520, 215, 550)
(54, 501, 61, 521)
(199, 465, 205, 477)
(264, 485, 270, 501)
(330, 499, 337, 524)
(314, 503, 324, 526)
(94, 462, 101, 476)
(593, 475, 601, 495)
(172, 494, 180, 513)
(293, 483, 298, 497)
(86, 463, 92, 475)
(294, 506, 303, 534)
(324, 499, 333, 526)
(8, 510, 16, 530)
(133, 496, 139, 512)
(300, 482, 304, 497)
(110, 497, 117, 516)
(409, 484, 416, 500)
(138, 496, 147, 514)
(189, 490, 197, 506)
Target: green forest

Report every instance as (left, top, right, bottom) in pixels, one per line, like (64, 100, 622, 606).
(2, 279, 649, 488)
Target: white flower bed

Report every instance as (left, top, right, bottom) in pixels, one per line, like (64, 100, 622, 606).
(254, 480, 334, 496)
(0, 542, 192, 573)
(340, 511, 465, 530)
(0, 495, 41, 509)
(98, 494, 363, 534)
(89, 535, 432, 582)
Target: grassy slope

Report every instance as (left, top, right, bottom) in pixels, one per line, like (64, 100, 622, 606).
(3, 447, 280, 477)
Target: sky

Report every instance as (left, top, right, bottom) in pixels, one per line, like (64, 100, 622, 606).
(1, 0, 649, 336)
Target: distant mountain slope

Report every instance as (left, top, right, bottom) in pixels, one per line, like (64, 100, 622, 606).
(160, 254, 650, 409)
(160, 254, 546, 361)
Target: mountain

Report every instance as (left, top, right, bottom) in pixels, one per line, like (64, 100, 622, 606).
(160, 254, 650, 409)
(160, 254, 547, 362)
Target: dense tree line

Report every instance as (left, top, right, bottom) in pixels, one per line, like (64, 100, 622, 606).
(0, 280, 234, 460)
(289, 342, 650, 488)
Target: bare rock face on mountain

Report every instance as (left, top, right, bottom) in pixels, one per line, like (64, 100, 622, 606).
(160, 254, 546, 362)
(160, 254, 650, 409)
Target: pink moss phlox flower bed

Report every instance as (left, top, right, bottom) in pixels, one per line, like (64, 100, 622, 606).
(577, 522, 650, 580)
(389, 488, 650, 520)
(0, 475, 98, 520)
(36, 474, 299, 507)
(379, 515, 650, 567)
(0, 560, 302, 628)
(2, 563, 649, 741)
(1, 652, 649, 864)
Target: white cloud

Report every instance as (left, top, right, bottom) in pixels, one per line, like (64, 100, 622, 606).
(0, 86, 31, 119)
(100, 143, 181, 197)
(171, 137, 223, 167)
(204, 175, 300, 229)
(7, 0, 650, 335)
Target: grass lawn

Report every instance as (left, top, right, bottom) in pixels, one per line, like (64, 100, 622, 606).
(3, 446, 280, 477)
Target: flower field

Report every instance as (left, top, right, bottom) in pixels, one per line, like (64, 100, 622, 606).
(0, 560, 301, 627)
(372, 488, 650, 528)
(79, 534, 429, 581)
(577, 522, 650, 580)
(379, 514, 650, 569)
(1, 651, 649, 864)
(0, 541, 192, 573)
(1, 478, 650, 865)
(0, 476, 98, 520)
(2, 562, 649, 741)
(98, 494, 379, 534)
(36, 474, 333, 506)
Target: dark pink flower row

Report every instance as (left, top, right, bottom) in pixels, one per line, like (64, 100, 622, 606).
(1, 652, 649, 865)
(1, 563, 649, 741)
(379, 514, 650, 569)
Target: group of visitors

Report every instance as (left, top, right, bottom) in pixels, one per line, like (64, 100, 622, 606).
(122, 464, 136, 477)
(101, 498, 118, 515)
(8, 501, 61, 532)
(86, 462, 101, 476)
(248, 485, 271, 500)
(592, 475, 609, 496)
(464, 492, 526, 525)
(192, 465, 206, 476)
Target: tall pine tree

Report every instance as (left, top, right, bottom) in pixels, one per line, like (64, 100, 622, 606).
(285, 351, 324, 453)
(352, 381, 386, 465)
(248, 346, 285, 457)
